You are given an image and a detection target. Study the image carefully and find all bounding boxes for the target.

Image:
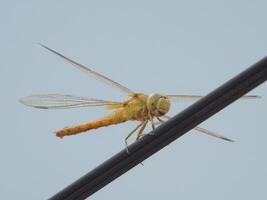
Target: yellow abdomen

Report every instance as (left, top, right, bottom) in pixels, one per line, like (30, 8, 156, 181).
(56, 109, 128, 138)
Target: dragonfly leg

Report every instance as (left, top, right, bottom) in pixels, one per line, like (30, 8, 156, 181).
(147, 117, 166, 136)
(125, 122, 144, 153)
(146, 113, 161, 136)
(136, 120, 148, 140)
(148, 113, 156, 130)
(156, 116, 165, 123)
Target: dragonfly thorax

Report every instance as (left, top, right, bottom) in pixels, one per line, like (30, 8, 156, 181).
(146, 93, 170, 116)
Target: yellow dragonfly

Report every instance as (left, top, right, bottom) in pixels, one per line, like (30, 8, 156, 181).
(20, 44, 259, 151)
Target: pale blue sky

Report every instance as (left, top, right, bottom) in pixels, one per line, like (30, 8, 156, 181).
(1, 1, 267, 199)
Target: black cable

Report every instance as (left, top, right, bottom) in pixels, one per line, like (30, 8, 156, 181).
(49, 57, 267, 200)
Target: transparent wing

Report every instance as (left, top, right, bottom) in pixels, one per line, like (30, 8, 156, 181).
(166, 95, 204, 101)
(239, 95, 261, 99)
(166, 94, 260, 101)
(161, 115, 234, 142)
(193, 126, 234, 142)
(19, 94, 122, 109)
(39, 43, 133, 95)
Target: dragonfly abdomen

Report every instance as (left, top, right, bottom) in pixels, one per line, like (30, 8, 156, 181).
(56, 110, 128, 138)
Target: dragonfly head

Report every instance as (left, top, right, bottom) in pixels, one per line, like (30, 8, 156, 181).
(147, 93, 170, 116)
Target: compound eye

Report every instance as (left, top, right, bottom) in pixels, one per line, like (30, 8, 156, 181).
(155, 96, 170, 116)
(147, 93, 161, 112)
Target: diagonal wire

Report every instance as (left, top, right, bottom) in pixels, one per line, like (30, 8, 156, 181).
(49, 57, 267, 200)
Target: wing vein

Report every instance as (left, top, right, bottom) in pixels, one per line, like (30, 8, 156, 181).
(39, 44, 133, 95)
(19, 94, 122, 109)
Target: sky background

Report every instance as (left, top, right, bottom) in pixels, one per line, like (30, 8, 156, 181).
(1, 1, 267, 199)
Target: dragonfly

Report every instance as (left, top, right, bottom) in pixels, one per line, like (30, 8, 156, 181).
(20, 44, 260, 152)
